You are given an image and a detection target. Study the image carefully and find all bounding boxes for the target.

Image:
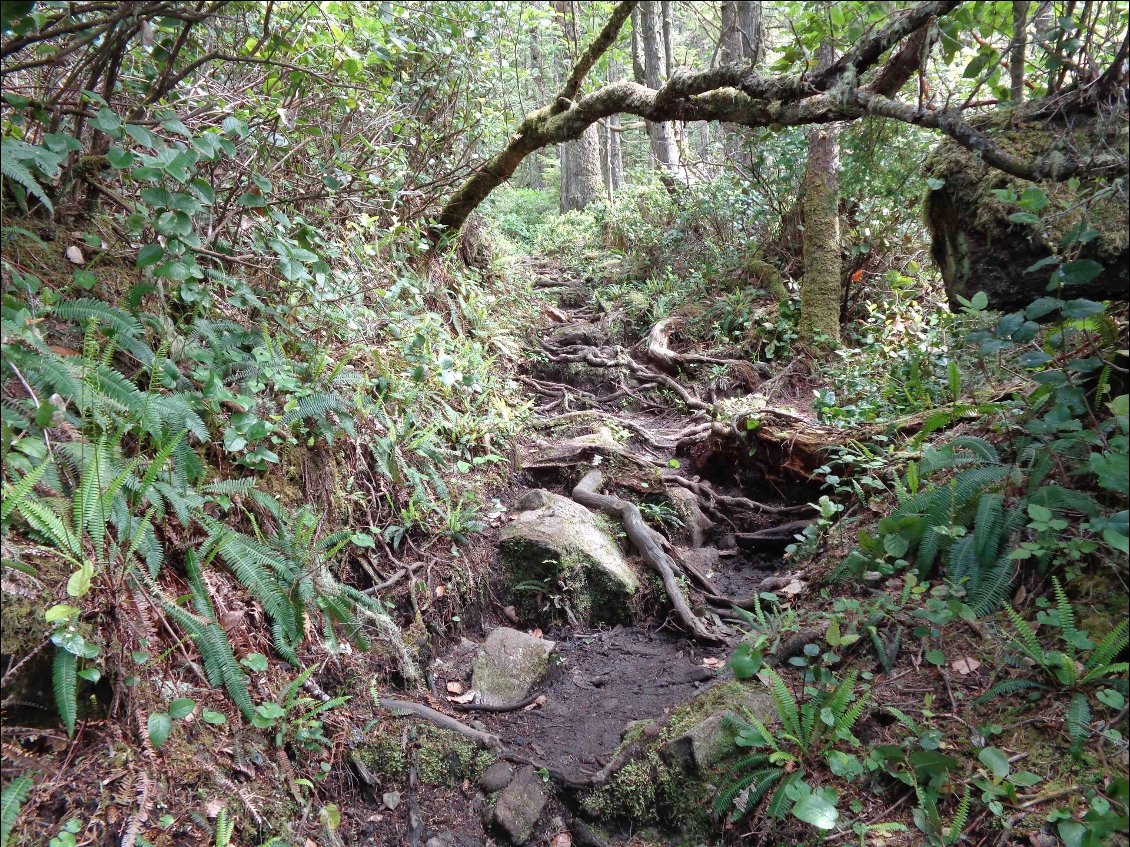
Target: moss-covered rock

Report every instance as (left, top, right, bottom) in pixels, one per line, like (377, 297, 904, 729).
(579, 680, 775, 839)
(471, 627, 555, 707)
(924, 112, 1128, 313)
(500, 490, 639, 624)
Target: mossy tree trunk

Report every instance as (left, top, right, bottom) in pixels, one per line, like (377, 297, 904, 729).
(798, 44, 842, 344)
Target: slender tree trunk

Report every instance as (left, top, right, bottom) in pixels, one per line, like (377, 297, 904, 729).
(554, 0, 603, 211)
(629, 7, 646, 83)
(608, 60, 625, 191)
(1010, 0, 1029, 102)
(639, 0, 679, 172)
(721, 2, 763, 171)
(799, 44, 842, 344)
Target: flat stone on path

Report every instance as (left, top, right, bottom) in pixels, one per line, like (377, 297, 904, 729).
(492, 765, 547, 844)
(471, 627, 555, 707)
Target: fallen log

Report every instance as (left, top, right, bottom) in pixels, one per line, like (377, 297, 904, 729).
(379, 698, 502, 749)
(572, 470, 725, 644)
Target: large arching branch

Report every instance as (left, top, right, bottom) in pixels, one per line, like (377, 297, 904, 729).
(433, 0, 1127, 240)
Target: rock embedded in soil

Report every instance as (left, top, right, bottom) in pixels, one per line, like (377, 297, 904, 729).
(479, 760, 515, 792)
(667, 689, 775, 772)
(493, 765, 548, 844)
(471, 627, 556, 707)
(500, 490, 639, 624)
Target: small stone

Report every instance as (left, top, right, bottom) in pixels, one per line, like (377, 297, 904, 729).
(479, 760, 515, 792)
(493, 766, 547, 844)
(425, 832, 456, 847)
(382, 791, 400, 810)
(471, 627, 555, 708)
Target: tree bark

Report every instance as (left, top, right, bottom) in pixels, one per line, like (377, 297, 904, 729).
(720, 1, 763, 168)
(1011, 0, 1029, 103)
(554, 0, 603, 211)
(798, 44, 842, 344)
(559, 125, 604, 211)
(639, 0, 679, 172)
(629, 6, 646, 83)
(607, 61, 625, 192)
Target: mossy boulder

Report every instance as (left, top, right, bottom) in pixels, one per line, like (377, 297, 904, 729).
(924, 112, 1128, 313)
(580, 680, 775, 839)
(500, 490, 639, 624)
(471, 627, 555, 707)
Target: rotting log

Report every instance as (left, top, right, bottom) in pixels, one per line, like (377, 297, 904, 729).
(572, 470, 725, 643)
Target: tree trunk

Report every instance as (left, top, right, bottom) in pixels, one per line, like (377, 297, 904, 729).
(720, 2, 762, 168)
(798, 44, 842, 345)
(607, 61, 625, 192)
(736, 1, 763, 65)
(560, 125, 605, 211)
(638, 0, 679, 172)
(1010, 1, 1029, 103)
(554, 0, 603, 211)
(629, 7, 646, 83)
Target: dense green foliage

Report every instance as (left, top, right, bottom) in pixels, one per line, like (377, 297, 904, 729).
(1, 1, 1127, 846)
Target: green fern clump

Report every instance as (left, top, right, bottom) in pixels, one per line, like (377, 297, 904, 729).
(980, 578, 1129, 752)
(713, 667, 867, 825)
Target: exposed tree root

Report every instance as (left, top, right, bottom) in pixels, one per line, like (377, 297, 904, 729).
(379, 698, 503, 749)
(662, 472, 817, 516)
(644, 317, 769, 383)
(572, 470, 726, 644)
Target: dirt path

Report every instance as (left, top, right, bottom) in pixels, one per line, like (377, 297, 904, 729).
(430, 258, 808, 789)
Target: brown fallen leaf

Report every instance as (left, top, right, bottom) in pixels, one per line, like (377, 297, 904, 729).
(446, 680, 464, 695)
(781, 579, 806, 597)
(447, 689, 476, 704)
(65, 245, 85, 264)
(530, 627, 543, 639)
(522, 694, 547, 712)
(550, 832, 572, 847)
(435, 584, 446, 597)
(951, 657, 981, 675)
(702, 657, 725, 669)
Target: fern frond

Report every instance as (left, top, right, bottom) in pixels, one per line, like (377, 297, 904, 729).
(1052, 578, 1079, 650)
(52, 298, 153, 363)
(973, 678, 1049, 705)
(1, 152, 53, 214)
(1005, 607, 1044, 662)
(0, 775, 34, 847)
(760, 667, 801, 741)
(944, 787, 972, 846)
(0, 460, 51, 522)
(765, 771, 800, 818)
(1066, 693, 1092, 752)
(1084, 619, 1130, 679)
(53, 648, 78, 738)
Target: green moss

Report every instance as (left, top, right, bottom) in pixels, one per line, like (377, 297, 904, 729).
(580, 681, 767, 839)
(413, 726, 493, 786)
(746, 258, 788, 303)
(355, 732, 407, 780)
(0, 589, 46, 657)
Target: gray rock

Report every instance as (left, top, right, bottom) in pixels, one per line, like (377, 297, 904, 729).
(479, 760, 515, 792)
(493, 765, 547, 844)
(471, 627, 556, 708)
(425, 833, 456, 847)
(381, 790, 400, 810)
(500, 490, 638, 623)
(667, 691, 776, 772)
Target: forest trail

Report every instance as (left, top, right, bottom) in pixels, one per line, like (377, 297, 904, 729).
(422, 257, 817, 818)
